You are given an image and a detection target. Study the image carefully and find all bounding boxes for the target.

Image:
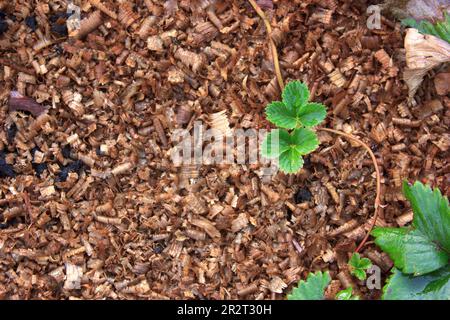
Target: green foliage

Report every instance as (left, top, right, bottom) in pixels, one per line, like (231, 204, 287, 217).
(348, 253, 372, 280)
(262, 80, 327, 174)
(372, 228, 448, 275)
(401, 13, 450, 43)
(335, 287, 360, 300)
(372, 181, 450, 300)
(287, 271, 331, 300)
(383, 267, 450, 300)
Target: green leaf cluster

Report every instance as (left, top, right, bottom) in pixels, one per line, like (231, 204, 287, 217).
(372, 181, 450, 300)
(348, 253, 372, 281)
(261, 81, 327, 174)
(401, 13, 450, 43)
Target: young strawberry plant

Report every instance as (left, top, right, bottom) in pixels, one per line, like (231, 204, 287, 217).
(261, 81, 327, 173)
(348, 253, 372, 281)
(372, 181, 450, 299)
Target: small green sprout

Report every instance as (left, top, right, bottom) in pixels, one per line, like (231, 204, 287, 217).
(261, 81, 327, 174)
(349, 253, 372, 281)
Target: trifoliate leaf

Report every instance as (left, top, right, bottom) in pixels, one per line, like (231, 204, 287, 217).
(403, 181, 450, 254)
(335, 287, 360, 300)
(349, 253, 372, 280)
(290, 128, 319, 155)
(282, 81, 310, 111)
(287, 271, 331, 300)
(279, 148, 304, 174)
(297, 102, 327, 127)
(265, 101, 299, 129)
(261, 129, 290, 159)
(383, 266, 450, 300)
(372, 227, 449, 275)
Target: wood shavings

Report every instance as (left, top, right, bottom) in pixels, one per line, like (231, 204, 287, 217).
(0, 0, 446, 301)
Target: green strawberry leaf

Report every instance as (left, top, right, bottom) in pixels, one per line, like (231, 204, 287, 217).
(349, 253, 372, 280)
(290, 128, 319, 155)
(279, 148, 304, 174)
(383, 266, 450, 300)
(282, 80, 310, 111)
(403, 181, 450, 254)
(358, 258, 372, 269)
(336, 287, 360, 300)
(261, 129, 291, 159)
(265, 101, 299, 129)
(354, 269, 367, 281)
(297, 102, 327, 127)
(287, 271, 331, 300)
(372, 181, 450, 275)
(372, 227, 449, 275)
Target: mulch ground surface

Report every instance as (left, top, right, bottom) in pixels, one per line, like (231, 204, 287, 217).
(0, 0, 448, 299)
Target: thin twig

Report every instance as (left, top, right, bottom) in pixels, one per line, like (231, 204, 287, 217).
(247, 0, 284, 91)
(247, 0, 382, 254)
(317, 128, 382, 253)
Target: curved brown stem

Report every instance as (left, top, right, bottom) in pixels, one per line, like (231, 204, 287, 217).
(247, 0, 284, 91)
(317, 128, 382, 253)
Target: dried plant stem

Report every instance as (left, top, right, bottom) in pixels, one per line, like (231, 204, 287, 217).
(317, 128, 381, 253)
(247, 0, 284, 91)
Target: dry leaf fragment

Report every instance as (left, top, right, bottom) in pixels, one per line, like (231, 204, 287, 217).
(404, 28, 450, 100)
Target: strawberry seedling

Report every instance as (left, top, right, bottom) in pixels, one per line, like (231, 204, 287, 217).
(349, 253, 372, 281)
(261, 81, 327, 174)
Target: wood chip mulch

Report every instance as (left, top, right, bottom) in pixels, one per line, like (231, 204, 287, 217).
(0, 0, 448, 300)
